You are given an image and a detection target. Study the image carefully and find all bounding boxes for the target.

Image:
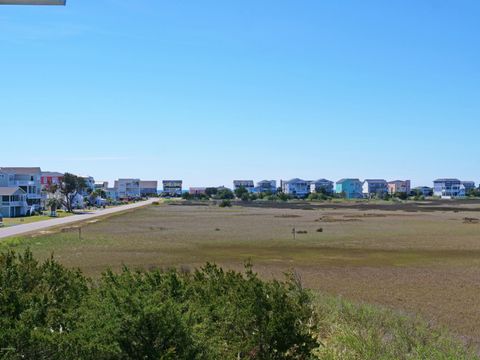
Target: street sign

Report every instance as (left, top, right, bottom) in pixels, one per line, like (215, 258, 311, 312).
(0, 0, 66, 5)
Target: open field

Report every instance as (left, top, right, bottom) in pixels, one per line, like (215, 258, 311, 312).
(4, 199, 480, 351)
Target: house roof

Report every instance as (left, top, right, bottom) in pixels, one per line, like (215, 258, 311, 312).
(41, 171, 64, 177)
(363, 179, 387, 183)
(336, 178, 360, 184)
(0, 167, 41, 175)
(433, 178, 461, 182)
(313, 179, 333, 183)
(388, 180, 409, 184)
(0, 187, 26, 196)
(284, 178, 308, 184)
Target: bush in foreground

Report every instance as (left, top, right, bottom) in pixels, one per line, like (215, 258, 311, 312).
(0, 250, 317, 359)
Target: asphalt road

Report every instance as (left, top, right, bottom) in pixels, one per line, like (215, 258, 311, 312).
(0, 198, 157, 240)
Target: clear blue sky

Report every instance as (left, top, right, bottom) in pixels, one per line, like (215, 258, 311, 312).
(1, 0, 479, 188)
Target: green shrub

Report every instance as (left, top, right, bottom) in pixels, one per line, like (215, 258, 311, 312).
(0, 250, 318, 359)
(219, 200, 232, 208)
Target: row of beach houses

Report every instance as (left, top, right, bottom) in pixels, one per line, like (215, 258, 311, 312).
(0, 167, 159, 218)
(231, 178, 476, 199)
(0, 167, 477, 218)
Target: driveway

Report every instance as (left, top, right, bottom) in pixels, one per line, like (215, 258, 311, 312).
(0, 198, 157, 240)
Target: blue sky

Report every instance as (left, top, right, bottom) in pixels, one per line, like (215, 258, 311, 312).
(1, 0, 479, 188)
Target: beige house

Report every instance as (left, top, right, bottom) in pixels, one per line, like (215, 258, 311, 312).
(388, 180, 411, 194)
(140, 181, 158, 196)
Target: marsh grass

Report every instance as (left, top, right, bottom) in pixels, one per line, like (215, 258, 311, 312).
(314, 295, 478, 359)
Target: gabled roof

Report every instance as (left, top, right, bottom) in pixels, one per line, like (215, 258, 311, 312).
(0, 187, 26, 196)
(0, 167, 41, 175)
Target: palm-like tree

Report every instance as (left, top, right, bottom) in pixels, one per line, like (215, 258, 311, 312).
(46, 197, 63, 217)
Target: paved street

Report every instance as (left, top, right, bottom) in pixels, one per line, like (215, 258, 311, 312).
(0, 198, 157, 240)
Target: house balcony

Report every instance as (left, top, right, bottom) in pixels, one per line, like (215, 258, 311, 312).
(1, 201, 27, 207)
(12, 180, 38, 187)
(26, 193, 42, 198)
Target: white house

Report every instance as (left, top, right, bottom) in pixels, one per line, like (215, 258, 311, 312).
(362, 179, 388, 197)
(0, 167, 42, 210)
(0, 187, 28, 218)
(115, 179, 141, 199)
(433, 179, 465, 198)
(281, 178, 311, 198)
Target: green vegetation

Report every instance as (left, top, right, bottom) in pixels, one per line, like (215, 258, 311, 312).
(468, 188, 480, 198)
(60, 173, 87, 212)
(0, 249, 475, 359)
(219, 199, 232, 208)
(0, 249, 317, 359)
(314, 295, 476, 359)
